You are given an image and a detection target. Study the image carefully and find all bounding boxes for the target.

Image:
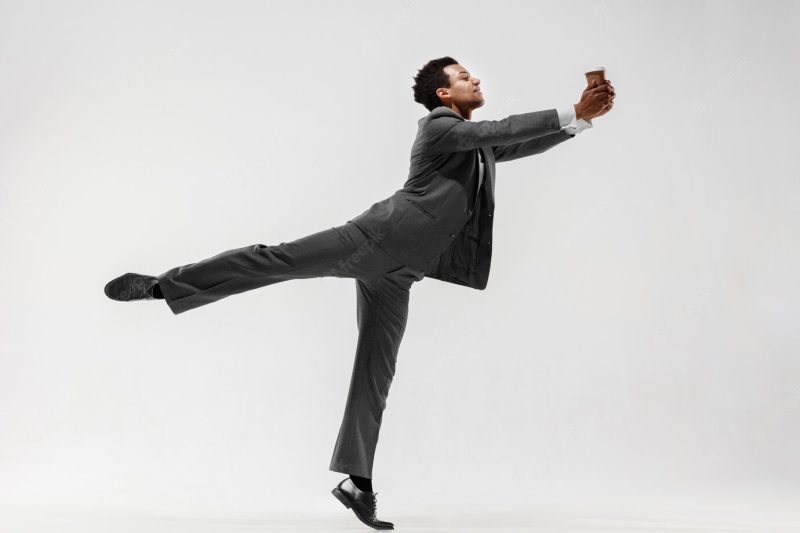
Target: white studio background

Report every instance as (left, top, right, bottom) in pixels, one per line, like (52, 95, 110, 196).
(1, 0, 799, 528)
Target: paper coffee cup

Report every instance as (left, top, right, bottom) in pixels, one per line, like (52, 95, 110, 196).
(585, 67, 606, 87)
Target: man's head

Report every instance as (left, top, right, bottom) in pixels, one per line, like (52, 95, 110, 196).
(412, 56, 484, 117)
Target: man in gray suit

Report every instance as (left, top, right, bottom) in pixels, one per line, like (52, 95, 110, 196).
(104, 56, 614, 530)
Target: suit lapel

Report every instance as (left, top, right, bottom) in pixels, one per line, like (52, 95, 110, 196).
(435, 107, 496, 211)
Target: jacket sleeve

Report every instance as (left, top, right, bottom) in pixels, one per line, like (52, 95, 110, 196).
(424, 109, 562, 155)
(492, 129, 574, 163)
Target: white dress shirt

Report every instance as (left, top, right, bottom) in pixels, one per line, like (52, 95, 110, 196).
(557, 105, 593, 136)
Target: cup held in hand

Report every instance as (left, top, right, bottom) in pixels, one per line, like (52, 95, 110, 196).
(585, 67, 606, 88)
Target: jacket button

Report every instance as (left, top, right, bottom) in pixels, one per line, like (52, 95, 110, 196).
(487, 241, 492, 245)
(449, 234, 455, 238)
(488, 213, 493, 217)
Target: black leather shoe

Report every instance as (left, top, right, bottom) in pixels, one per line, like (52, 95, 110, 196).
(104, 273, 159, 301)
(331, 477, 394, 530)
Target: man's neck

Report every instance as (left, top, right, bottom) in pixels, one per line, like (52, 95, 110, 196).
(448, 104, 472, 120)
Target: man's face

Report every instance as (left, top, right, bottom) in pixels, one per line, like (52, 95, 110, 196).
(437, 63, 484, 111)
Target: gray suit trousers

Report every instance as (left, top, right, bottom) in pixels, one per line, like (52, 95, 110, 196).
(155, 221, 423, 479)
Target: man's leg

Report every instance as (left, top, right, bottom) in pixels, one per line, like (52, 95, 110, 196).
(154, 222, 391, 315)
(109, 219, 420, 509)
(328, 265, 418, 479)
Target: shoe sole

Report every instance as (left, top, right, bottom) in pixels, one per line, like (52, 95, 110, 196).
(331, 487, 394, 530)
(331, 487, 352, 509)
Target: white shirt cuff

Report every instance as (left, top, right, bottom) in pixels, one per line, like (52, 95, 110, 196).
(557, 105, 593, 135)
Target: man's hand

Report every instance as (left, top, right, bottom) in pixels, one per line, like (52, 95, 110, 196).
(574, 79, 615, 121)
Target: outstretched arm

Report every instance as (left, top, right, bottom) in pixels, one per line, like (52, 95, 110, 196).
(492, 106, 592, 162)
(425, 108, 562, 155)
(492, 80, 615, 163)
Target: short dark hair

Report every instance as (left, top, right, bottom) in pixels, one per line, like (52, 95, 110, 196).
(412, 56, 459, 111)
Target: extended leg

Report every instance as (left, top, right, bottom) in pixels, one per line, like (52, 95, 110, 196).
(329, 266, 418, 479)
(155, 222, 394, 315)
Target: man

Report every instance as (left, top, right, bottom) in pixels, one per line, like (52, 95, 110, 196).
(104, 56, 615, 530)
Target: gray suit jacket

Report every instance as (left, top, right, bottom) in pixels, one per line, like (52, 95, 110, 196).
(349, 105, 575, 289)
